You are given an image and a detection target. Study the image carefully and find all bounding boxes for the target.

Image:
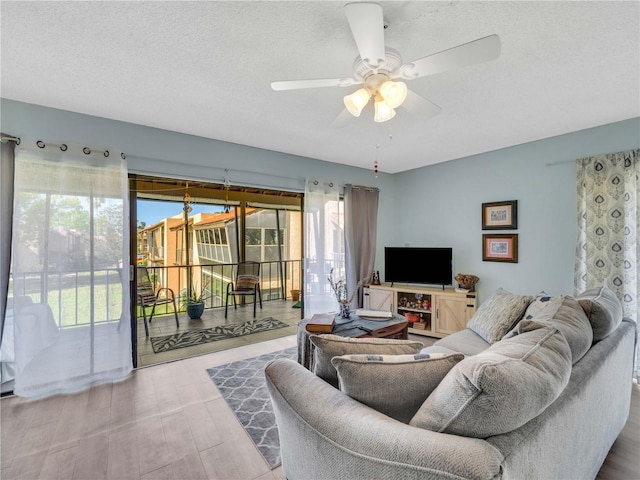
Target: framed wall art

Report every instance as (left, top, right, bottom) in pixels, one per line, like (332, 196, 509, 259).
(482, 234, 518, 263)
(482, 200, 518, 230)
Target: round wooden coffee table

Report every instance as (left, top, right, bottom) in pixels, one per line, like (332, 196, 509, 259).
(297, 312, 408, 369)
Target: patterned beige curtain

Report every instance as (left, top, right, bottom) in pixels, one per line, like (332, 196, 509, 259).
(575, 148, 639, 376)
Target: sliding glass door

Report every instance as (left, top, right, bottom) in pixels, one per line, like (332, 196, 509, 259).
(130, 175, 303, 366)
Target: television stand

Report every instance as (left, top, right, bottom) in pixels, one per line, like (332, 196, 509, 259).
(363, 284, 477, 338)
(390, 282, 445, 291)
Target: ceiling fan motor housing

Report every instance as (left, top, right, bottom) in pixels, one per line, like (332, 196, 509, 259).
(353, 48, 403, 92)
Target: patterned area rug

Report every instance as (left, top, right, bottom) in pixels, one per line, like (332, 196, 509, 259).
(150, 317, 289, 353)
(207, 347, 297, 469)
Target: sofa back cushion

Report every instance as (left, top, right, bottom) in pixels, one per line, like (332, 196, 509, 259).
(577, 286, 623, 341)
(467, 289, 533, 344)
(410, 321, 572, 438)
(331, 352, 464, 423)
(509, 294, 593, 364)
(432, 328, 490, 356)
(309, 334, 424, 388)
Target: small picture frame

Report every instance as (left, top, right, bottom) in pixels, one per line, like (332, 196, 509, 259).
(483, 234, 518, 263)
(482, 200, 518, 230)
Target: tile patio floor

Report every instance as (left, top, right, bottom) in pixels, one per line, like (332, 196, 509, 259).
(136, 300, 302, 367)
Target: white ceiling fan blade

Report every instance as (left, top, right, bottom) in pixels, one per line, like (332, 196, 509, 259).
(271, 78, 361, 91)
(344, 2, 386, 68)
(330, 109, 353, 128)
(402, 90, 441, 119)
(395, 34, 501, 80)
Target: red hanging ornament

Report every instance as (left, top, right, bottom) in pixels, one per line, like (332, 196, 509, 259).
(374, 143, 380, 177)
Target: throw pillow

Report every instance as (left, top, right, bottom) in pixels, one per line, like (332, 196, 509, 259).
(509, 294, 593, 364)
(466, 288, 533, 343)
(309, 334, 424, 388)
(410, 320, 572, 438)
(522, 292, 564, 322)
(576, 286, 623, 341)
(331, 352, 464, 423)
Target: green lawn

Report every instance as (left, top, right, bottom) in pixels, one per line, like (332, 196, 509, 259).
(13, 270, 139, 327)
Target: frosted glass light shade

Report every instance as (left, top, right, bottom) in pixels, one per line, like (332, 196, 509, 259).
(379, 81, 407, 109)
(343, 88, 371, 117)
(374, 98, 396, 122)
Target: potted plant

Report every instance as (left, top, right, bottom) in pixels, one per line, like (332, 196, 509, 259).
(181, 280, 209, 320)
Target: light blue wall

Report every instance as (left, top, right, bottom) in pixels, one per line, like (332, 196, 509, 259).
(0, 98, 398, 258)
(2, 99, 638, 302)
(392, 117, 640, 301)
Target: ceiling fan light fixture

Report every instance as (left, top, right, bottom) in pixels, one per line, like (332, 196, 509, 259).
(343, 88, 371, 117)
(379, 80, 407, 108)
(374, 96, 396, 122)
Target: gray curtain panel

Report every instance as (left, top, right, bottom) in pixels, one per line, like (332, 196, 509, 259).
(344, 184, 379, 308)
(0, 138, 16, 344)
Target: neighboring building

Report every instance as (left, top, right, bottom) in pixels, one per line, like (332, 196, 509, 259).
(139, 207, 302, 307)
(139, 215, 183, 293)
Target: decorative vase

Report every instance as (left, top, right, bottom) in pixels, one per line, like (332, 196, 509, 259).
(339, 302, 351, 319)
(186, 302, 204, 319)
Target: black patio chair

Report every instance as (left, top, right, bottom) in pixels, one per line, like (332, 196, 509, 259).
(224, 261, 263, 318)
(137, 266, 179, 337)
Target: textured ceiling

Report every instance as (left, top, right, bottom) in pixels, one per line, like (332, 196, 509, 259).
(1, 1, 639, 173)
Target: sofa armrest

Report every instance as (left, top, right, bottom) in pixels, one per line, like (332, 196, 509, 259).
(265, 358, 503, 480)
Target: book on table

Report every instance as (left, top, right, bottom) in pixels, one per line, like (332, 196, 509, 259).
(306, 313, 335, 333)
(355, 309, 393, 318)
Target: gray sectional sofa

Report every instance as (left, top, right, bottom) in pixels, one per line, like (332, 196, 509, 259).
(265, 286, 637, 479)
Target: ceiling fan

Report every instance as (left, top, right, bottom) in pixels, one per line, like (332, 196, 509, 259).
(271, 2, 501, 124)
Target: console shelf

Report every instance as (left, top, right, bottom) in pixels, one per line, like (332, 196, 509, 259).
(363, 284, 477, 338)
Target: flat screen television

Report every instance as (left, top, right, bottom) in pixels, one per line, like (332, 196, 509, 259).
(384, 247, 453, 286)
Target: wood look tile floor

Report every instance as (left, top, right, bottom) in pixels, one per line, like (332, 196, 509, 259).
(2, 335, 298, 480)
(1, 330, 638, 480)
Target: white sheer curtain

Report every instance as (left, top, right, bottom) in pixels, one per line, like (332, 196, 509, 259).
(304, 179, 343, 318)
(344, 185, 379, 309)
(11, 142, 131, 398)
(575, 148, 639, 377)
